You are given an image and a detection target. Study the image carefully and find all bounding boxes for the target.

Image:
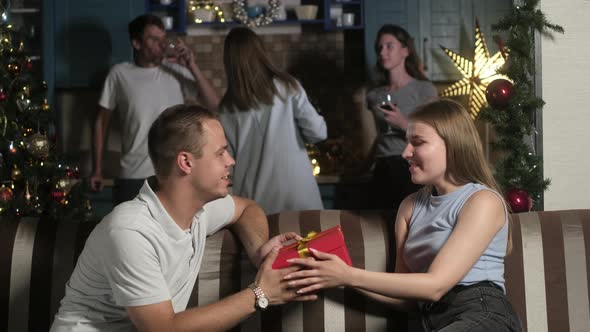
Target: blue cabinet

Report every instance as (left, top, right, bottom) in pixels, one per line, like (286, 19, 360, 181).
(49, 0, 145, 89)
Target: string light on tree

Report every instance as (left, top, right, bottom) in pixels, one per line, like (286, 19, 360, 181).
(440, 20, 508, 119)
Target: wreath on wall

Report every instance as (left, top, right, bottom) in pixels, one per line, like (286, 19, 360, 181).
(232, 0, 280, 27)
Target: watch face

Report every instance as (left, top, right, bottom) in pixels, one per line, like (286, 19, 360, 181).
(257, 297, 269, 309)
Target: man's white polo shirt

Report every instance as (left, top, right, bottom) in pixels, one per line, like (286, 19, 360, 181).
(51, 178, 235, 331)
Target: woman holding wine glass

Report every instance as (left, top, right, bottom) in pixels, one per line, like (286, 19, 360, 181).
(366, 24, 438, 210)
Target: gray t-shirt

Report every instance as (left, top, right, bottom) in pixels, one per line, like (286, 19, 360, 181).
(50, 178, 235, 331)
(366, 79, 438, 157)
(404, 183, 509, 291)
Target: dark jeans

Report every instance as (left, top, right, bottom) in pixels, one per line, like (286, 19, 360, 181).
(370, 155, 421, 210)
(113, 178, 145, 206)
(419, 282, 522, 332)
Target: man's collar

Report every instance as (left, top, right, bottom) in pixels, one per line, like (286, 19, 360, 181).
(137, 177, 198, 240)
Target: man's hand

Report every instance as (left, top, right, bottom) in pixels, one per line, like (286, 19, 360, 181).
(256, 232, 302, 264)
(90, 172, 104, 191)
(255, 247, 318, 306)
(167, 38, 195, 68)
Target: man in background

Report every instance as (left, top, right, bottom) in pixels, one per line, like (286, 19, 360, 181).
(90, 14, 219, 205)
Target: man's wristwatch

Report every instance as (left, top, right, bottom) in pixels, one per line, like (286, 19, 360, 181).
(248, 282, 269, 311)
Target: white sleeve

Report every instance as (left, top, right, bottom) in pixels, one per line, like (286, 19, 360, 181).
(101, 228, 171, 307)
(292, 82, 327, 144)
(98, 68, 118, 111)
(203, 195, 236, 235)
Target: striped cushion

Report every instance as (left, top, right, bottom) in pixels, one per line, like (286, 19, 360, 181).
(2, 209, 589, 332)
(0, 216, 97, 332)
(505, 209, 590, 332)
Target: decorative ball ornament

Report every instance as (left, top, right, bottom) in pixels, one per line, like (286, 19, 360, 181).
(485, 78, 514, 109)
(0, 186, 14, 202)
(65, 167, 81, 179)
(0, 90, 6, 101)
(233, 0, 280, 27)
(505, 188, 533, 213)
(25, 133, 50, 158)
(51, 188, 66, 201)
(16, 94, 31, 112)
(11, 165, 22, 180)
(57, 177, 80, 195)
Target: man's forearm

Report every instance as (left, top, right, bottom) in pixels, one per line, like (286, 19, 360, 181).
(93, 113, 108, 174)
(230, 203, 269, 267)
(188, 62, 220, 110)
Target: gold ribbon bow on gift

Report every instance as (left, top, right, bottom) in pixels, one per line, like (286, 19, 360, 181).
(297, 231, 318, 258)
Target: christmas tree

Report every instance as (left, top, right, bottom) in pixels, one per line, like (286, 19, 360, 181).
(0, 5, 91, 219)
(480, 0, 563, 211)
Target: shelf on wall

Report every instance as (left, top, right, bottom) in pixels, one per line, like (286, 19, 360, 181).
(9, 8, 41, 14)
(188, 19, 324, 27)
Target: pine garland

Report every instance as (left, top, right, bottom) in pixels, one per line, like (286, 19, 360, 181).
(479, 0, 563, 210)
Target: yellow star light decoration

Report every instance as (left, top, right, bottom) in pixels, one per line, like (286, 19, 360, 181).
(440, 21, 508, 119)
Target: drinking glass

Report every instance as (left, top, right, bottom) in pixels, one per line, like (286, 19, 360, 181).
(379, 92, 395, 135)
(164, 38, 179, 59)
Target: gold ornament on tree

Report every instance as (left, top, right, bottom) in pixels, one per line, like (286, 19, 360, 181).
(11, 165, 22, 180)
(57, 177, 80, 195)
(25, 132, 50, 158)
(439, 20, 508, 119)
(24, 180, 32, 203)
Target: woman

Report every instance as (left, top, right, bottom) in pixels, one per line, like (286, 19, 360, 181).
(367, 24, 438, 210)
(285, 100, 522, 331)
(218, 27, 327, 215)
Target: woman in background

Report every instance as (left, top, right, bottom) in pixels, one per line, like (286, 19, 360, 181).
(286, 99, 522, 332)
(219, 27, 327, 215)
(366, 24, 438, 210)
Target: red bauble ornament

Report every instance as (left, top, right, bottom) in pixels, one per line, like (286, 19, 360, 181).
(485, 79, 514, 109)
(0, 187, 14, 202)
(505, 188, 533, 213)
(0, 91, 6, 101)
(51, 189, 66, 201)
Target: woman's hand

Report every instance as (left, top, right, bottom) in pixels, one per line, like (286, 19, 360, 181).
(282, 249, 354, 294)
(255, 247, 318, 305)
(379, 103, 408, 130)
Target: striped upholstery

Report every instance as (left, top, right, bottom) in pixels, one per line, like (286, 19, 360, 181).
(505, 210, 590, 332)
(1, 209, 589, 332)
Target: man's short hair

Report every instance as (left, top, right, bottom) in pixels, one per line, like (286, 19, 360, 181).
(148, 104, 219, 177)
(128, 14, 165, 42)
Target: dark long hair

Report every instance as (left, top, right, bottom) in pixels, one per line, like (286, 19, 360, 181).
(374, 24, 428, 84)
(220, 27, 297, 112)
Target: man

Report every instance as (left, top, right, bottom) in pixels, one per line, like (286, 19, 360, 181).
(51, 104, 315, 331)
(91, 14, 220, 205)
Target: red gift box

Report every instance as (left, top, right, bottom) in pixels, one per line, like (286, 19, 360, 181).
(272, 225, 352, 269)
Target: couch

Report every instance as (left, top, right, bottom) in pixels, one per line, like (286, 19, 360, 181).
(2, 209, 590, 331)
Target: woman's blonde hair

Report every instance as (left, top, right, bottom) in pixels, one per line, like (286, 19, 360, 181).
(409, 99, 512, 252)
(220, 27, 297, 112)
